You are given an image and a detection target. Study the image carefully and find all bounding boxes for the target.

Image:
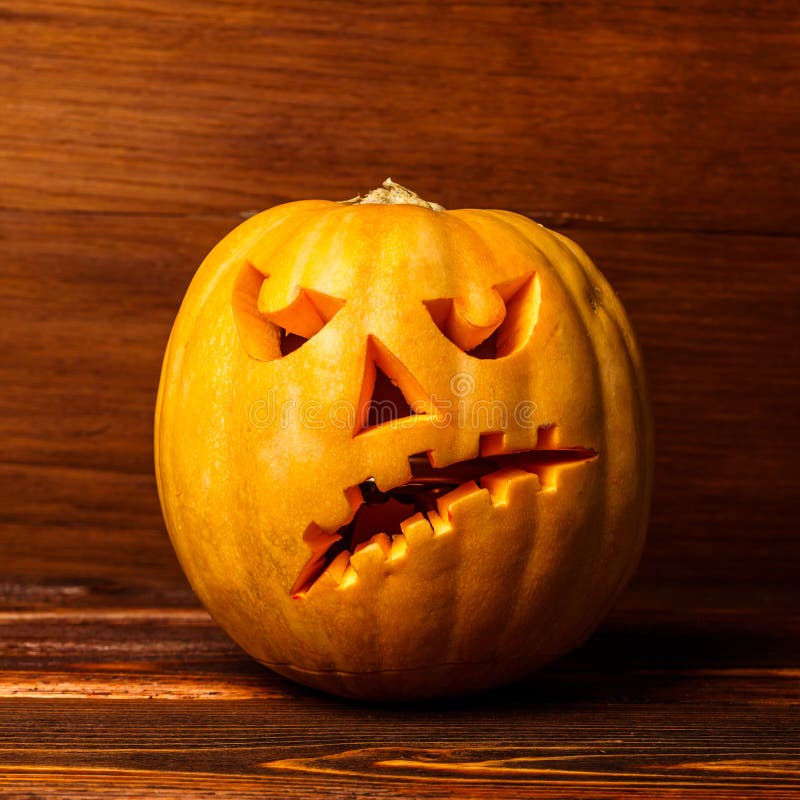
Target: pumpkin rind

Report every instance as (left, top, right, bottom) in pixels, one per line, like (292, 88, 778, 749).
(155, 189, 652, 700)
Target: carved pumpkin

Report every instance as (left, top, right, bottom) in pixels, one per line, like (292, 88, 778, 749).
(155, 180, 652, 700)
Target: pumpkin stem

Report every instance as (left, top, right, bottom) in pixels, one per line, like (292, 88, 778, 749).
(340, 178, 445, 211)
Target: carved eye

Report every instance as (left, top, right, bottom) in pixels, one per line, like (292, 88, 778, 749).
(232, 263, 344, 361)
(424, 272, 540, 359)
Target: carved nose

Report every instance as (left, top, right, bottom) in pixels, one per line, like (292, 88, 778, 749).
(355, 336, 436, 434)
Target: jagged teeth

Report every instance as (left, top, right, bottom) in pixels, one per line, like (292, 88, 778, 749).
(353, 532, 391, 558)
(339, 564, 358, 589)
(389, 533, 408, 561)
(300, 459, 550, 597)
(425, 509, 450, 537)
(350, 533, 392, 572)
(306, 550, 351, 595)
(481, 467, 541, 506)
(400, 512, 434, 547)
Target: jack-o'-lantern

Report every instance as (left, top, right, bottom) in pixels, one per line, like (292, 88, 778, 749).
(155, 180, 652, 700)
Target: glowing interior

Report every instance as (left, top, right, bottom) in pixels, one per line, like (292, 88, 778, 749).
(231, 263, 345, 361)
(424, 272, 540, 357)
(233, 265, 541, 362)
(355, 335, 437, 432)
(291, 434, 597, 597)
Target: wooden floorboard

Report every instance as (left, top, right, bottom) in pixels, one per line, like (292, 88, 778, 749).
(0, 599, 798, 798)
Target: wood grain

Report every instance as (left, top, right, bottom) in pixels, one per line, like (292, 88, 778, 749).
(1, 0, 799, 796)
(0, 603, 798, 798)
(1, 0, 799, 234)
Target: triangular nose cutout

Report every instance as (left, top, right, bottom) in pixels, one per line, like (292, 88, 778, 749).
(355, 336, 435, 435)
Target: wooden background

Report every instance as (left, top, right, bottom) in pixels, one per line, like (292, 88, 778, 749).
(1, 1, 798, 796)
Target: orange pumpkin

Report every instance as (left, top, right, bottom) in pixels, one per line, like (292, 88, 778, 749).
(155, 180, 652, 700)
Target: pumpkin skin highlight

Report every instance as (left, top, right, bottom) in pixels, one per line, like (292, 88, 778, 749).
(155, 185, 653, 700)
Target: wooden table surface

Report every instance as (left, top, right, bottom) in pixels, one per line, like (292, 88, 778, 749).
(1, 1, 799, 797)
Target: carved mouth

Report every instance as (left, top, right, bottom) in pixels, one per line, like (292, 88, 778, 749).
(292, 438, 597, 597)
